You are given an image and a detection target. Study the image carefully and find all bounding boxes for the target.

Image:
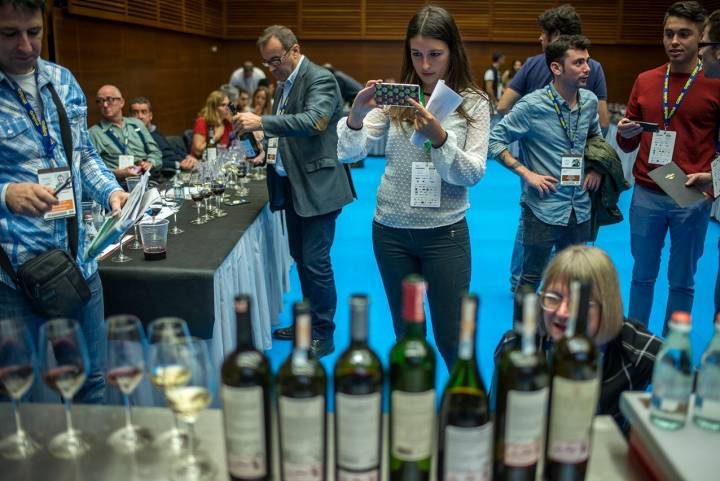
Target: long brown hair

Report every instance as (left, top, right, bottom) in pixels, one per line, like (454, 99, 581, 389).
(391, 4, 484, 126)
(252, 86, 272, 116)
(199, 90, 227, 127)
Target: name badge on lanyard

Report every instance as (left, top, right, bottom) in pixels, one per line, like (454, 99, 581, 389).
(711, 155, 720, 199)
(560, 153, 584, 186)
(38, 167, 76, 220)
(266, 137, 278, 165)
(410, 162, 441, 208)
(648, 131, 677, 165)
(118, 154, 135, 169)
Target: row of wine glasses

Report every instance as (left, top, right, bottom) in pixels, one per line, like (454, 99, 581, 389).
(0, 317, 216, 480)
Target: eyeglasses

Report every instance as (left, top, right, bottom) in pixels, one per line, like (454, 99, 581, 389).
(540, 291, 600, 312)
(699, 41, 720, 49)
(261, 49, 291, 68)
(96, 97, 122, 105)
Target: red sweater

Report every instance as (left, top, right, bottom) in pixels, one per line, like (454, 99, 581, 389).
(617, 64, 720, 191)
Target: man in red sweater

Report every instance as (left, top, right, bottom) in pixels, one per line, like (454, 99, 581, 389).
(617, 1, 720, 333)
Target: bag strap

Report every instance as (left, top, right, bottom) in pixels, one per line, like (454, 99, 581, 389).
(0, 81, 78, 286)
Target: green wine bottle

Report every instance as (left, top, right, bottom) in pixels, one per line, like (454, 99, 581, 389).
(389, 275, 436, 481)
(438, 294, 492, 481)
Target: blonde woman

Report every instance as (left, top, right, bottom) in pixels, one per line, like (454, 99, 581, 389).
(191, 90, 233, 158)
(494, 245, 662, 424)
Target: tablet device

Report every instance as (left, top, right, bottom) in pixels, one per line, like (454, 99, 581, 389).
(648, 161, 706, 208)
(374, 83, 422, 107)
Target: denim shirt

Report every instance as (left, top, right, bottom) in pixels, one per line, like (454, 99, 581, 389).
(489, 84, 601, 226)
(0, 59, 122, 288)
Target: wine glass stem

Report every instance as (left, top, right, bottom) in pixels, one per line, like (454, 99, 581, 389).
(173, 212, 178, 227)
(119, 240, 125, 257)
(63, 398, 75, 435)
(196, 203, 201, 222)
(186, 420, 197, 460)
(11, 398, 27, 437)
(123, 393, 134, 431)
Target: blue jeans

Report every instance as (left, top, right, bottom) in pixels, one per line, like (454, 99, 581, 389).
(0, 272, 106, 403)
(509, 215, 524, 291)
(284, 198, 340, 342)
(518, 206, 590, 292)
(716, 237, 720, 319)
(628, 185, 711, 333)
(372, 219, 471, 369)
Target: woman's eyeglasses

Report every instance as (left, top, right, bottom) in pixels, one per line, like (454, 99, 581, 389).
(540, 291, 599, 312)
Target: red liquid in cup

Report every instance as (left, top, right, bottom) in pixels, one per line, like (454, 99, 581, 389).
(144, 247, 167, 261)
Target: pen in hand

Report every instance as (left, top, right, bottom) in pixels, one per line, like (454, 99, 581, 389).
(53, 176, 72, 197)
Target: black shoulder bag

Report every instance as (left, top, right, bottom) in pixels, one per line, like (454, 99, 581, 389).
(0, 83, 91, 318)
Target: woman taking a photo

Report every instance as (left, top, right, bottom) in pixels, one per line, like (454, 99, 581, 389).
(337, 4, 490, 368)
(191, 90, 233, 158)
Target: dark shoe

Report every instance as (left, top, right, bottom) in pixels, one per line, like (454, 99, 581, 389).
(310, 339, 335, 358)
(272, 326, 294, 341)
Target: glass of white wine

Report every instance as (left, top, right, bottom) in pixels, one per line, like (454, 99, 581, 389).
(164, 338, 215, 481)
(0, 319, 40, 459)
(106, 315, 153, 453)
(39, 318, 91, 459)
(148, 317, 191, 452)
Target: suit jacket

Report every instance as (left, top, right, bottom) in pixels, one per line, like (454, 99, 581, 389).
(262, 57, 356, 217)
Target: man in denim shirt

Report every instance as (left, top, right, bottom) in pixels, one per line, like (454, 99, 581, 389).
(489, 35, 602, 291)
(0, 0, 127, 403)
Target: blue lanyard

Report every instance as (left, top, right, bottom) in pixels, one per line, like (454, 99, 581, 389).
(5, 71, 56, 161)
(546, 85, 582, 153)
(103, 128, 128, 155)
(663, 61, 702, 130)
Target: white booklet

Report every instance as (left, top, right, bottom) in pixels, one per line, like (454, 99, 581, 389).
(410, 79, 464, 147)
(85, 173, 162, 259)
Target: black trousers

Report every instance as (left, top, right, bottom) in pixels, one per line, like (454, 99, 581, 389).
(372, 218, 471, 369)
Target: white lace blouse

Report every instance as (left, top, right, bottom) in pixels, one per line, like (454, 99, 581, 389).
(337, 92, 490, 229)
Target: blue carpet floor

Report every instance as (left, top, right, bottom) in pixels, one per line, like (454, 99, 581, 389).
(265, 156, 720, 406)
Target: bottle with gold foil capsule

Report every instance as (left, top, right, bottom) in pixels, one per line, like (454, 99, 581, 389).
(545, 281, 600, 481)
(277, 301, 327, 481)
(650, 311, 693, 430)
(334, 294, 384, 481)
(221, 295, 272, 481)
(438, 294, 491, 481)
(493, 291, 549, 481)
(389, 275, 436, 481)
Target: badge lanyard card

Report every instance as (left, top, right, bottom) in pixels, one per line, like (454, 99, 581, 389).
(104, 128, 135, 169)
(648, 62, 702, 166)
(546, 86, 583, 187)
(266, 83, 294, 166)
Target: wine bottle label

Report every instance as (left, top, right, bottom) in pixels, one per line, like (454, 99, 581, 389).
(504, 387, 549, 467)
(336, 392, 381, 470)
(279, 395, 325, 481)
(443, 423, 493, 481)
(207, 147, 217, 163)
(547, 377, 599, 464)
(338, 469, 379, 481)
(652, 363, 692, 412)
(391, 389, 435, 461)
(222, 385, 267, 478)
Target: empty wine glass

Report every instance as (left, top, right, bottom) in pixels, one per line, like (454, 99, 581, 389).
(164, 339, 215, 481)
(106, 315, 153, 453)
(0, 319, 40, 459)
(168, 184, 185, 235)
(111, 224, 132, 263)
(39, 318, 91, 459)
(147, 317, 192, 453)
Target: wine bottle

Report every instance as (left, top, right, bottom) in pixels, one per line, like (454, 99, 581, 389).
(438, 294, 492, 481)
(277, 301, 327, 481)
(694, 313, 720, 431)
(389, 275, 436, 481)
(545, 281, 600, 481)
(221, 295, 272, 481)
(650, 311, 693, 430)
(334, 294, 384, 481)
(238, 131, 261, 159)
(493, 291, 549, 481)
(206, 126, 217, 162)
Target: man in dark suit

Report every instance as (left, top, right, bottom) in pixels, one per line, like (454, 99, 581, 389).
(233, 25, 355, 357)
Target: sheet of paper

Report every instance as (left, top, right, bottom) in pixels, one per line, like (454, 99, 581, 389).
(410, 80, 464, 147)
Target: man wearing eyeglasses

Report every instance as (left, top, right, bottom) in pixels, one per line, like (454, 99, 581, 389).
(233, 25, 356, 358)
(616, 1, 720, 334)
(0, 0, 128, 403)
(88, 84, 162, 182)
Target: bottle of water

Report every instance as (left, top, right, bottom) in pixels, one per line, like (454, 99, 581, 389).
(650, 311, 693, 430)
(694, 314, 720, 431)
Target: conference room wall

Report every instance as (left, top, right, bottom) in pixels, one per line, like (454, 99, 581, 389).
(53, 8, 668, 136)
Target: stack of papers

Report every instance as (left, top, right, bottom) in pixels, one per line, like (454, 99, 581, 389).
(86, 173, 163, 259)
(410, 80, 464, 147)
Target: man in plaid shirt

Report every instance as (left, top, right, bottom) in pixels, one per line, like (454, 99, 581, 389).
(0, 0, 127, 403)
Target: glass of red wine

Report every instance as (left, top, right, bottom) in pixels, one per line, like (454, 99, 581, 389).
(106, 315, 153, 453)
(189, 181, 207, 226)
(0, 319, 40, 459)
(211, 172, 227, 217)
(38, 318, 91, 459)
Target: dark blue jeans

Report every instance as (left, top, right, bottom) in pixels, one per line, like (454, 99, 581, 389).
(284, 199, 340, 342)
(518, 206, 590, 292)
(372, 219, 471, 369)
(0, 272, 106, 404)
